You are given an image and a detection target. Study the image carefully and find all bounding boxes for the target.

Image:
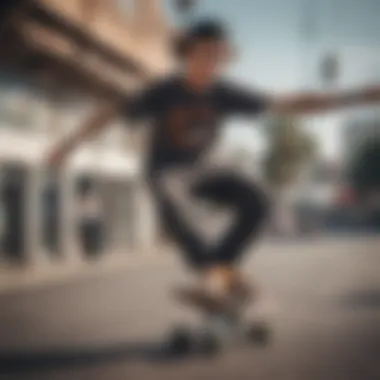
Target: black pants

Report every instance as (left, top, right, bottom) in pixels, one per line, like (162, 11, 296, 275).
(151, 171, 269, 270)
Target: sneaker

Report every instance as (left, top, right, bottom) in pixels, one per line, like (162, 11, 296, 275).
(202, 266, 253, 302)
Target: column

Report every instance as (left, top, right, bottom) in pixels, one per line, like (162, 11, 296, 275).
(58, 169, 81, 263)
(24, 167, 44, 265)
(133, 181, 157, 253)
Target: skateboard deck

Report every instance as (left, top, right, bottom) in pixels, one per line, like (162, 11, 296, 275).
(174, 283, 253, 314)
(166, 285, 271, 357)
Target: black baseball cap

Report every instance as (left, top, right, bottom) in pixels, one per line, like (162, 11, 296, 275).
(174, 18, 229, 58)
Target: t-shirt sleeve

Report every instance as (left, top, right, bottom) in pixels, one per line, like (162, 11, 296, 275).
(123, 81, 164, 121)
(218, 81, 270, 116)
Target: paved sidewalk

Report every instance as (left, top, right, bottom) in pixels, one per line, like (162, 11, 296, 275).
(0, 250, 172, 293)
(0, 236, 378, 294)
(1, 236, 379, 380)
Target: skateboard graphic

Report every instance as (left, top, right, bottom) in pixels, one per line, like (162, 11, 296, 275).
(165, 285, 272, 357)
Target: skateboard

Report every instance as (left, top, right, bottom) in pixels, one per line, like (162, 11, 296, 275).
(165, 286, 272, 357)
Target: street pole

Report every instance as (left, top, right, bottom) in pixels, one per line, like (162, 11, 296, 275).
(319, 51, 340, 92)
(318, 0, 341, 93)
(299, 0, 318, 90)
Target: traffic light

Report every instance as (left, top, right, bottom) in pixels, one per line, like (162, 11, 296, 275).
(320, 52, 339, 88)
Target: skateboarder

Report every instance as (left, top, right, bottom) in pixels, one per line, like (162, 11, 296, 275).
(48, 19, 380, 302)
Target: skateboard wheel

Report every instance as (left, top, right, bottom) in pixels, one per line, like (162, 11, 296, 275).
(167, 327, 192, 356)
(247, 322, 271, 345)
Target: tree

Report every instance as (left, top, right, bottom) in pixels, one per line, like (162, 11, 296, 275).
(262, 114, 318, 235)
(263, 114, 317, 188)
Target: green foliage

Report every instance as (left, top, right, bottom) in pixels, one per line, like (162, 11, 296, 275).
(263, 114, 318, 187)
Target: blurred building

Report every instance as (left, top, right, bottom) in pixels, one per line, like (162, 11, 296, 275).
(0, 0, 173, 265)
(276, 159, 346, 234)
(342, 113, 380, 165)
(297, 159, 344, 205)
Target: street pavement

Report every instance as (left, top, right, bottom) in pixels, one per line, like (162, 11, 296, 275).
(0, 237, 379, 380)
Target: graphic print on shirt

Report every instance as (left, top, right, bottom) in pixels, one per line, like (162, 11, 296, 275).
(166, 104, 218, 151)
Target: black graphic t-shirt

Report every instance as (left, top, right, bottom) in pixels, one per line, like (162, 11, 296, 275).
(124, 76, 269, 177)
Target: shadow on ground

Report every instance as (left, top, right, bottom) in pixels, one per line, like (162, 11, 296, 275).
(0, 341, 172, 374)
(339, 289, 380, 310)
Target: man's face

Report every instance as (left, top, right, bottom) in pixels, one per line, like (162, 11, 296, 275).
(186, 39, 230, 80)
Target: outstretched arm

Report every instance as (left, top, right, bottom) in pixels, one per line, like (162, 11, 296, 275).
(270, 85, 380, 115)
(47, 102, 120, 167)
(47, 81, 163, 167)
(219, 82, 380, 118)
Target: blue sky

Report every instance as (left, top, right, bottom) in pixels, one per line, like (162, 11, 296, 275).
(163, 0, 380, 159)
